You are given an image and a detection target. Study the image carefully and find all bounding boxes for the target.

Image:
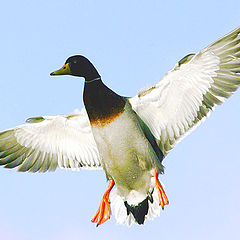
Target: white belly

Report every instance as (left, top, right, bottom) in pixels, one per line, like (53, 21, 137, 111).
(91, 103, 158, 197)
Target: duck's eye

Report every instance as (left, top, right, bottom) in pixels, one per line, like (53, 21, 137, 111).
(63, 66, 66, 69)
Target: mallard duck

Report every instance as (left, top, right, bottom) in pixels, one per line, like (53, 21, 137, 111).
(0, 28, 240, 226)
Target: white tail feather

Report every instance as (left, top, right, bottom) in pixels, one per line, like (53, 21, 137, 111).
(110, 185, 162, 226)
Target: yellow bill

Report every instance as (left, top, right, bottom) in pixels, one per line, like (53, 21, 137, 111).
(50, 63, 71, 76)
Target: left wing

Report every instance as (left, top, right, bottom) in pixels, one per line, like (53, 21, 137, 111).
(129, 27, 240, 155)
(0, 109, 102, 172)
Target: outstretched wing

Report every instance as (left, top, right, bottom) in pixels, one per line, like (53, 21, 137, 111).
(129, 28, 240, 155)
(0, 109, 101, 172)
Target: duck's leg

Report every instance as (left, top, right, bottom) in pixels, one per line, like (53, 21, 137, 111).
(153, 169, 169, 209)
(92, 179, 115, 226)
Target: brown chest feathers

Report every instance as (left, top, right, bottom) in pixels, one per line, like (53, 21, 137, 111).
(83, 80, 126, 127)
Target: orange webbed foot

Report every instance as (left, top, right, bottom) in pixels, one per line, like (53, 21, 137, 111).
(153, 169, 169, 209)
(92, 179, 115, 226)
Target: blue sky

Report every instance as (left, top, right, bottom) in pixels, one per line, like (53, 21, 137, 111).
(0, 1, 240, 239)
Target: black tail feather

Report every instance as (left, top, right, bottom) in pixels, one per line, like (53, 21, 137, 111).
(124, 198, 149, 225)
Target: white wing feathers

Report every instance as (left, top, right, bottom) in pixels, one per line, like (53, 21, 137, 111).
(130, 27, 240, 155)
(1, 28, 239, 171)
(0, 109, 101, 172)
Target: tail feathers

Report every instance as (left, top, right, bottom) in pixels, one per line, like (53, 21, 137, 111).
(110, 186, 161, 226)
(124, 198, 149, 224)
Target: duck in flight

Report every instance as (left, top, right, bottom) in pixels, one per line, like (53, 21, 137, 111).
(0, 28, 240, 226)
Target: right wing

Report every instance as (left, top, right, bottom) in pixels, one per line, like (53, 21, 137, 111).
(0, 109, 102, 172)
(130, 27, 240, 155)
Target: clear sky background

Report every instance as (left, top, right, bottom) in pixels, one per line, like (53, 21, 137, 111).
(0, 1, 240, 240)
